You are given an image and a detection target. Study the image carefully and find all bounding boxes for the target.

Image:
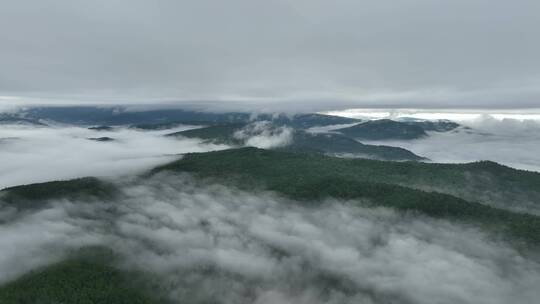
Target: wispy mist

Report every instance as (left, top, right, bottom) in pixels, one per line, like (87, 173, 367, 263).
(0, 124, 228, 188)
(355, 117, 540, 172)
(1, 173, 539, 304)
(234, 121, 294, 149)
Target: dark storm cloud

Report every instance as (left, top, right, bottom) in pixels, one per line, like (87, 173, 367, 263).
(1, 0, 540, 110)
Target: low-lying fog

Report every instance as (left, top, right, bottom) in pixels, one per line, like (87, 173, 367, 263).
(1, 174, 539, 304)
(0, 124, 228, 189)
(1, 115, 540, 303)
(336, 116, 540, 172)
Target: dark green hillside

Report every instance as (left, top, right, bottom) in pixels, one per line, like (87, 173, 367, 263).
(153, 148, 540, 214)
(167, 123, 425, 161)
(403, 119, 460, 132)
(0, 177, 117, 209)
(21, 106, 359, 128)
(336, 119, 428, 140)
(166, 123, 246, 145)
(283, 132, 425, 161)
(334, 119, 461, 140)
(0, 247, 157, 304)
(152, 148, 540, 244)
(271, 113, 361, 129)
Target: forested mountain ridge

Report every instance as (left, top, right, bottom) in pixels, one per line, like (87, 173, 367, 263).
(335, 119, 461, 140)
(168, 123, 425, 161)
(2, 146, 540, 304)
(153, 148, 540, 216)
(0, 247, 158, 304)
(20, 107, 361, 128)
(335, 119, 428, 140)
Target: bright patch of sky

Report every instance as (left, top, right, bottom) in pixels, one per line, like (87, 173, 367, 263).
(325, 109, 540, 121)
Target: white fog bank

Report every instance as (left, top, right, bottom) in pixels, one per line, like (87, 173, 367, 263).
(317, 114, 540, 172)
(360, 117, 540, 172)
(0, 174, 539, 304)
(0, 124, 228, 189)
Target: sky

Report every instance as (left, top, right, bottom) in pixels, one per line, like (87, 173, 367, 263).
(1, 0, 540, 112)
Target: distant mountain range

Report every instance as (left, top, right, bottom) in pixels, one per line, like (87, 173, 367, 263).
(2, 106, 468, 161)
(19, 106, 361, 128)
(17, 106, 460, 137)
(0, 113, 47, 126)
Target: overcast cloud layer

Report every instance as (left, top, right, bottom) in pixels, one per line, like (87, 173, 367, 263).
(1, 0, 540, 111)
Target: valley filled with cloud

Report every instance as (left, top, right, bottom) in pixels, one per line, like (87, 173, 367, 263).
(0, 124, 227, 188)
(2, 172, 540, 304)
(360, 116, 540, 172)
(1, 1, 539, 303)
(1, 108, 540, 303)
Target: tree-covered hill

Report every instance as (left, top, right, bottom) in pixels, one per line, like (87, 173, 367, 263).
(20, 106, 361, 128)
(334, 119, 462, 140)
(280, 131, 425, 161)
(167, 123, 425, 161)
(0, 247, 158, 304)
(166, 123, 246, 144)
(153, 148, 540, 215)
(2, 146, 540, 304)
(3, 148, 540, 245)
(335, 119, 428, 140)
(402, 119, 460, 132)
(0, 177, 117, 209)
(152, 148, 540, 244)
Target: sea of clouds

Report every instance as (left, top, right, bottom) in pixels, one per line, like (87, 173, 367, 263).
(363, 117, 540, 172)
(1, 173, 539, 304)
(310, 115, 540, 172)
(0, 124, 229, 189)
(1, 114, 540, 303)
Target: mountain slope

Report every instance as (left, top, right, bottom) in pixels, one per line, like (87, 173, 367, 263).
(166, 123, 245, 144)
(282, 132, 425, 161)
(20, 106, 361, 128)
(168, 123, 425, 161)
(152, 148, 540, 244)
(403, 119, 460, 132)
(336, 119, 428, 140)
(0, 247, 157, 304)
(152, 148, 540, 212)
(0, 177, 117, 209)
